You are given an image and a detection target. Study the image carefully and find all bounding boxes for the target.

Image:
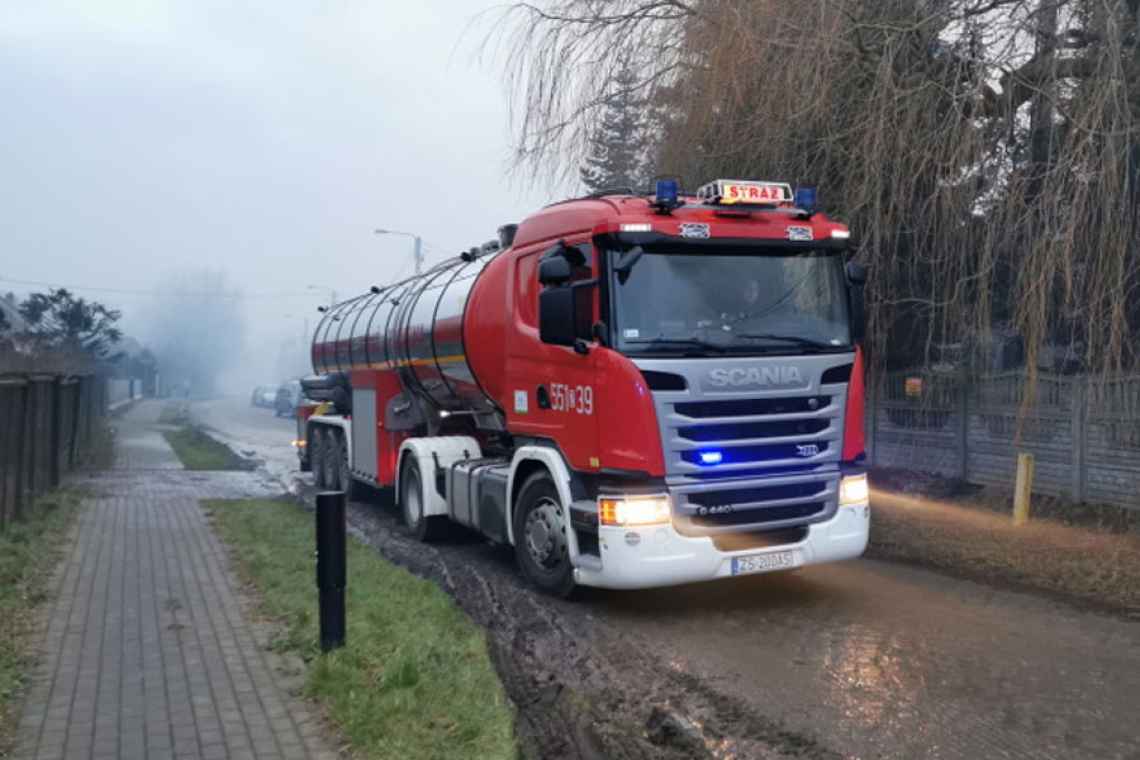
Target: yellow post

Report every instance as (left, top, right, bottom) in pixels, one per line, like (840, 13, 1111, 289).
(1013, 452, 1034, 526)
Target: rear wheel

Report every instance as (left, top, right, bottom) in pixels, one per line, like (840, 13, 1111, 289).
(400, 456, 446, 541)
(513, 471, 576, 597)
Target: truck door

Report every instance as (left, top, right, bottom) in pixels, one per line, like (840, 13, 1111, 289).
(506, 239, 600, 473)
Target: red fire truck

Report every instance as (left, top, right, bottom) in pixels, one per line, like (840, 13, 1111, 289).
(299, 179, 870, 594)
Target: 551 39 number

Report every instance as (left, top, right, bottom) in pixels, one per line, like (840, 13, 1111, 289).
(550, 383, 594, 415)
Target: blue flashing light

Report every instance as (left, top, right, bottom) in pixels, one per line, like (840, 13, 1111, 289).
(698, 450, 723, 465)
(656, 179, 679, 207)
(794, 186, 817, 213)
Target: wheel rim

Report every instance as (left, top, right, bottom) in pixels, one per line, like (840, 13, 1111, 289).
(524, 497, 566, 570)
(405, 473, 422, 524)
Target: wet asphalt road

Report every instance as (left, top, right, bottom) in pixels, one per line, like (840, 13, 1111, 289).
(195, 396, 1140, 760)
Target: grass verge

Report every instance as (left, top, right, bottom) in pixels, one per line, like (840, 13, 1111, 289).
(163, 427, 252, 471)
(206, 498, 517, 760)
(0, 490, 83, 753)
(157, 401, 190, 426)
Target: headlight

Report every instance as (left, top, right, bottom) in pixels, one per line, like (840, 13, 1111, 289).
(839, 473, 869, 506)
(599, 495, 671, 527)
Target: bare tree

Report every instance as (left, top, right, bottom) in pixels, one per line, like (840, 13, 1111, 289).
(498, 0, 1140, 393)
(144, 270, 246, 398)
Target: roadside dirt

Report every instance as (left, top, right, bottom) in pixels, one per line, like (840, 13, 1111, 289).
(869, 468, 1140, 616)
(204, 397, 1140, 760)
(320, 485, 837, 760)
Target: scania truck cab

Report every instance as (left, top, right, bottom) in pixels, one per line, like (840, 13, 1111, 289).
(302, 179, 870, 594)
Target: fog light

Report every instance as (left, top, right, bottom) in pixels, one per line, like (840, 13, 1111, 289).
(599, 495, 670, 527)
(839, 473, 869, 506)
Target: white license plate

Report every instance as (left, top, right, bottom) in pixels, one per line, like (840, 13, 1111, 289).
(731, 550, 797, 576)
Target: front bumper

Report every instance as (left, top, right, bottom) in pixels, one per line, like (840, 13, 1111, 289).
(572, 501, 869, 590)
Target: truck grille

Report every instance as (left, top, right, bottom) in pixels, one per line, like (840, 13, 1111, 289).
(686, 481, 827, 506)
(674, 396, 830, 418)
(677, 417, 830, 442)
(635, 355, 855, 534)
(665, 392, 841, 474)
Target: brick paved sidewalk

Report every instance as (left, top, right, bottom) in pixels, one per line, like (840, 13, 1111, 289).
(13, 403, 335, 760)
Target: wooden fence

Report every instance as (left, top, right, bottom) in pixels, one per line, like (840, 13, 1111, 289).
(0, 373, 107, 530)
(867, 370, 1140, 509)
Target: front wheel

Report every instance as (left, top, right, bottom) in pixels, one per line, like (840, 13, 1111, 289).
(322, 430, 341, 491)
(311, 429, 326, 488)
(513, 471, 576, 597)
(336, 435, 360, 500)
(400, 456, 446, 541)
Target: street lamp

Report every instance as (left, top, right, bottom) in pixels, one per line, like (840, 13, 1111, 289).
(374, 228, 424, 275)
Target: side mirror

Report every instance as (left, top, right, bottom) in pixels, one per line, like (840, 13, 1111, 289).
(538, 256, 572, 286)
(846, 262, 867, 344)
(540, 284, 594, 348)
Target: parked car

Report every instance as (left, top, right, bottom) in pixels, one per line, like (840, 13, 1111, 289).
(250, 384, 279, 408)
(274, 379, 303, 417)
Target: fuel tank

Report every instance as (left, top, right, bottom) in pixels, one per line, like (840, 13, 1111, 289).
(310, 248, 503, 419)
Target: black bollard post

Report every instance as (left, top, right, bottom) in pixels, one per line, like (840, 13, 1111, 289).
(315, 491, 346, 652)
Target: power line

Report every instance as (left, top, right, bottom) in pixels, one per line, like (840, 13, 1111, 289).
(0, 276, 318, 300)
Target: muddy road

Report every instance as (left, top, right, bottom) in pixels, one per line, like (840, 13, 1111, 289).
(196, 396, 1140, 760)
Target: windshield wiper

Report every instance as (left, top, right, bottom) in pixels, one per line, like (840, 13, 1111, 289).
(734, 333, 844, 351)
(626, 337, 728, 354)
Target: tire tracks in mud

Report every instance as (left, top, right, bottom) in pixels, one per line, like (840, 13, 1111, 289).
(311, 486, 842, 760)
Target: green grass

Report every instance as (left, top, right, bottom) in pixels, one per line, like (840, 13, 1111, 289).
(206, 499, 517, 760)
(0, 490, 83, 752)
(163, 427, 251, 471)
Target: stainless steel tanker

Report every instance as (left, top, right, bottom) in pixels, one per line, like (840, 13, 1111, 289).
(309, 239, 503, 424)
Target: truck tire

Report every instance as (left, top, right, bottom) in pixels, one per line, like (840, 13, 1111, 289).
(400, 457, 446, 541)
(322, 430, 341, 491)
(311, 428, 326, 488)
(513, 471, 577, 598)
(336, 435, 360, 500)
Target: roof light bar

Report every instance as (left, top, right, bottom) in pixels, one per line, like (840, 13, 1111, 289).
(697, 179, 793, 206)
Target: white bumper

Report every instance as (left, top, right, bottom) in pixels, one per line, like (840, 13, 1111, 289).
(573, 503, 870, 590)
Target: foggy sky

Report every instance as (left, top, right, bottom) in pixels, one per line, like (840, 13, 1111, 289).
(0, 1, 549, 385)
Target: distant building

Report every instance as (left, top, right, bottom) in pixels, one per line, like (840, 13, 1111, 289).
(104, 335, 160, 398)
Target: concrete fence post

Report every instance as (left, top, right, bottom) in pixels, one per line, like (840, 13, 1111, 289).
(50, 377, 63, 488)
(69, 378, 82, 468)
(0, 383, 12, 530)
(957, 367, 970, 481)
(15, 381, 31, 520)
(1070, 377, 1087, 502)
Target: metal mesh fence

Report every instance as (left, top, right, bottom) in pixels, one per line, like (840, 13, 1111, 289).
(868, 370, 1140, 509)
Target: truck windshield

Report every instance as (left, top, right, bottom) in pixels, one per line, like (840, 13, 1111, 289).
(610, 248, 851, 356)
